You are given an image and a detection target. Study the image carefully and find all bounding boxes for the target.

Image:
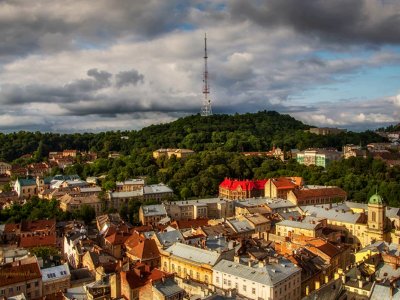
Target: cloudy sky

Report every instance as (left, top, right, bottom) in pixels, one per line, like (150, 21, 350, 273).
(1, 0, 400, 132)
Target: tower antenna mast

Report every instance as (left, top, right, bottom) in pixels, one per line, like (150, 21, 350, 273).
(201, 33, 213, 116)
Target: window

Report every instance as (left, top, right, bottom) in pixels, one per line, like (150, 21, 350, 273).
(9, 288, 13, 293)
(243, 285, 247, 292)
(16, 286, 21, 292)
(35, 281, 39, 287)
(372, 211, 376, 222)
(224, 279, 227, 285)
(228, 280, 231, 286)
(27, 283, 31, 289)
(197, 272, 200, 280)
(252, 288, 256, 294)
(205, 275, 209, 282)
(216, 277, 220, 283)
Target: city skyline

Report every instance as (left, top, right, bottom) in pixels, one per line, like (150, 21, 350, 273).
(0, 0, 400, 132)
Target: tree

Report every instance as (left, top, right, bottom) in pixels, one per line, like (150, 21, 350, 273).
(78, 204, 96, 224)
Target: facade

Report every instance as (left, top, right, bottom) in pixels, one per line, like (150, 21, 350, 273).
(153, 148, 195, 159)
(0, 162, 11, 175)
(14, 178, 37, 198)
(343, 144, 366, 159)
(287, 186, 347, 206)
(59, 194, 103, 215)
(41, 263, 71, 296)
(296, 148, 342, 168)
(139, 204, 168, 226)
(160, 243, 221, 284)
(0, 256, 42, 299)
(265, 177, 301, 199)
(164, 198, 234, 221)
(219, 178, 267, 199)
(275, 219, 323, 238)
(213, 258, 302, 300)
(116, 179, 145, 192)
(309, 127, 346, 135)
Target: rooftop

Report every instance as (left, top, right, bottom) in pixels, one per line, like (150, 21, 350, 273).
(42, 263, 70, 282)
(214, 258, 300, 286)
(277, 219, 320, 230)
(141, 204, 167, 217)
(165, 243, 221, 266)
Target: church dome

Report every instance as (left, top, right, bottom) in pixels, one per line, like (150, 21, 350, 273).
(369, 193, 383, 205)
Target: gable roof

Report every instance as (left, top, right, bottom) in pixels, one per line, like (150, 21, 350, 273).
(219, 178, 267, 191)
(127, 239, 160, 260)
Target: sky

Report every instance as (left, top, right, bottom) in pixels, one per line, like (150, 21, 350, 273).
(0, 0, 400, 133)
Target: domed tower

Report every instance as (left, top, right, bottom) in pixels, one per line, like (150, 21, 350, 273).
(365, 193, 389, 245)
(368, 193, 385, 232)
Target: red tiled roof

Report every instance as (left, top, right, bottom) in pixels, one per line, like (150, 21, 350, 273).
(271, 177, 297, 190)
(21, 219, 56, 232)
(121, 267, 166, 290)
(124, 231, 144, 251)
(127, 239, 160, 260)
(219, 178, 267, 191)
(19, 234, 57, 248)
(131, 225, 153, 233)
(0, 260, 41, 287)
(172, 218, 209, 229)
(105, 231, 131, 245)
(4, 223, 20, 233)
(293, 187, 347, 200)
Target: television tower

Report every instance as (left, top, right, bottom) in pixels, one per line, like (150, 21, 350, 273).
(201, 33, 213, 116)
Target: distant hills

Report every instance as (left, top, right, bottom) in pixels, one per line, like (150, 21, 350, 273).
(0, 111, 386, 162)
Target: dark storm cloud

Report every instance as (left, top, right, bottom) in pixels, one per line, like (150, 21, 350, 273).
(1, 68, 112, 104)
(0, 0, 191, 59)
(115, 69, 144, 88)
(230, 0, 400, 45)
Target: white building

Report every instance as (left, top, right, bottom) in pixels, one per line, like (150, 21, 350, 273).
(213, 259, 301, 300)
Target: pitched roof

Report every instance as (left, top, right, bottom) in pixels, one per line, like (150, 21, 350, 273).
(0, 258, 41, 287)
(21, 219, 56, 232)
(127, 239, 160, 260)
(105, 231, 131, 245)
(219, 178, 267, 191)
(172, 218, 209, 230)
(293, 187, 347, 200)
(271, 177, 297, 190)
(19, 234, 57, 248)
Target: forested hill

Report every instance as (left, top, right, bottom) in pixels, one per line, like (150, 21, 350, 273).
(0, 111, 386, 162)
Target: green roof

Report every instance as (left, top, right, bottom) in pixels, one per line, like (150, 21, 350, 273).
(369, 193, 384, 205)
(17, 178, 36, 186)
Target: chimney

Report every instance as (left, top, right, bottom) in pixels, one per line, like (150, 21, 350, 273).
(258, 260, 265, 268)
(234, 255, 240, 263)
(248, 260, 252, 267)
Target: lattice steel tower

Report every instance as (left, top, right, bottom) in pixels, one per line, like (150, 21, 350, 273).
(201, 33, 213, 116)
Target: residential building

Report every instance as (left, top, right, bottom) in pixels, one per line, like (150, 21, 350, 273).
(219, 178, 267, 199)
(116, 179, 145, 192)
(143, 184, 174, 201)
(59, 194, 103, 215)
(0, 162, 11, 175)
(309, 127, 346, 135)
(139, 204, 168, 226)
(296, 148, 342, 168)
(287, 186, 347, 205)
(265, 177, 302, 199)
(165, 198, 234, 221)
(213, 258, 302, 300)
(0, 256, 42, 299)
(275, 219, 323, 238)
(41, 263, 71, 296)
(343, 144, 367, 159)
(160, 243, 222, 284)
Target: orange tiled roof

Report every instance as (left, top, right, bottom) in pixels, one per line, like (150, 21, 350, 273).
(105, 231, 131, 245)
(0, 260, 41, 287)
(127, 239, 160, 261)
(172, 218, 209, 229)
(293, 187, 347, 200)
(19, 234, 57, 248)
(271, 177, 297, 190)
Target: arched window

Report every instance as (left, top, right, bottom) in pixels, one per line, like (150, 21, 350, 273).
(372, 211, 376, 222)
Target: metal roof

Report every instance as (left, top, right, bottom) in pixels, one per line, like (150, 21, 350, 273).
(165, 243, 221, 266)
(301, 205, 361, 224)
(141, 204, 167, 217)
(213, 258, 300, 286)
(276, 219, 320, 230)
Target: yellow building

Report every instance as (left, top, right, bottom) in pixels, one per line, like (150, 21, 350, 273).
(160, 243, 221, 284)
(301, 193, 392, 249)
(153, 148, 195, 159)
(276, 219, 323, 238)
